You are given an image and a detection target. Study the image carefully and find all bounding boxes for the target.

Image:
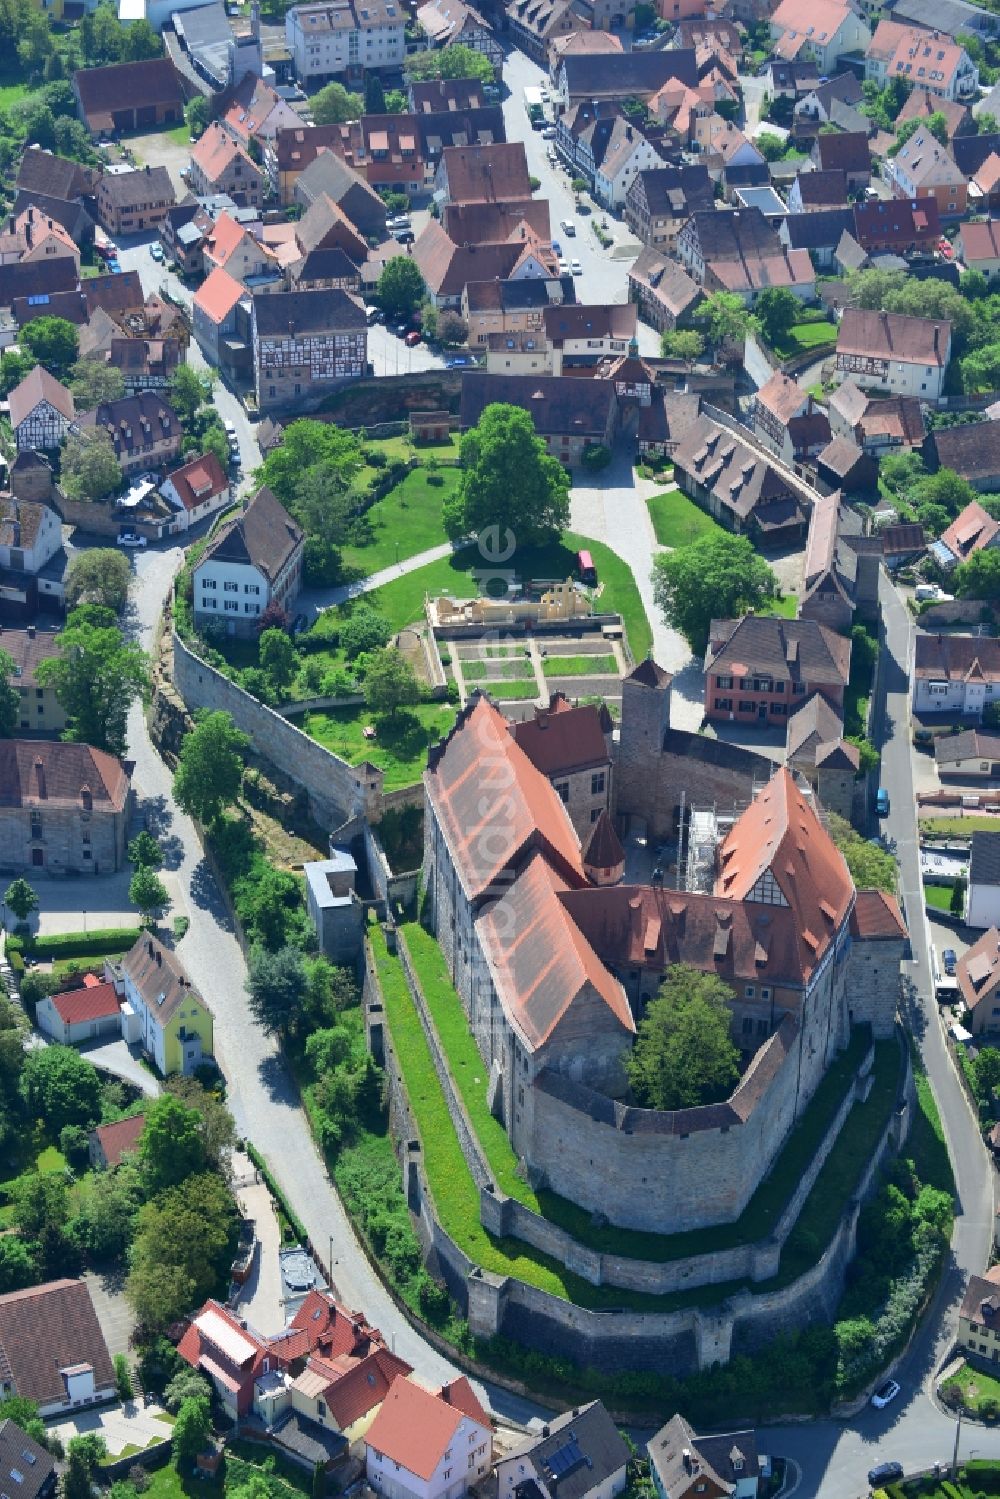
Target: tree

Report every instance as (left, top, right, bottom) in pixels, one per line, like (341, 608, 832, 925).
(363, 649, 420, 718)
(0, 351, 36, 398)
(445, 401, 571, 545)
(961, 267, 989, 301)
(12, 1170, 69, 1239)
(925, 110, 949, 145)
(113, 1353, 133, 1401)
(659, 328, 704, 361)
(377, 257, 426, 320)
(3, 878, 37, 924)
(384, 89, 407, 113)
(129, 830, 163, 870)
(695, 291, 755, 351)
(406, 43, 495, 84)
(198, 421, 231, 476)
(164, 1075, 236, 1172)
(173, 710, 250, 826)
(20, 316, 78, 377)
(20, 1047, 102, 1130)
(67, 1161, 142, 1259)
(625, 965, 741, 1111)
(755, 287, 798, 347)
(0, 650, 17, 739)
(912, 467, 977, 518)
(827, 813, 897, 893)
(140, 1094, 206, 1194)
(955, 548, 1000, 598)
(364, 72, 385, 113)
(652, 532, 777, 652)
(950, 875, 967, 917)
(311, 81, 363, 124)
(258, 420, 362, 510)
(64, 548, 132, 613)
(172, 1395, 212, 1468)
(36, 605, 148, 757)
(63, 1435, 107, 1499)
(979, 111, 999, 135)
(164, 1368, 212, 1414)
(130, 1172, 237, 1312)
(68, 359, 124, 409)
(437, 310, 467, 346)
(259, 628, 297, 697)
(185, 94, 211, 135)
(169, 364, 212, 426)
(755, 130, 787, 161)
(571, 176, 587, 196)
(129, 865, 169, 926)
(339, 605, 392, 659)
(126, 1259, 197, 1335)
(60, 428, 122, 502)
(888, 116, 921, 155)
(246, 944, 307, 1037)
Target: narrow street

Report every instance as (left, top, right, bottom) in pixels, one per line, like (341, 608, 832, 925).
(125, 548, 542, 1424)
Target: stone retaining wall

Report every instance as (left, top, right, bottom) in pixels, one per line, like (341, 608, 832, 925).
(364, 933, 914, 1374)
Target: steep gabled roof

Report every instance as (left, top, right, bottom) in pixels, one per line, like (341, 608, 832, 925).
(425, 694, 584, 901)
(0, 1280, 115, 1407)
(7, 366, 73, 429)
(475, 851, 634, 1054)
(365, 1377, 489, 1482)
(196, 485, 303, 581)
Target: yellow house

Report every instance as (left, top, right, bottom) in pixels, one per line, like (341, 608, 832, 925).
(115, 933, 214, 1076)
(959, 1265, 1000, 1368)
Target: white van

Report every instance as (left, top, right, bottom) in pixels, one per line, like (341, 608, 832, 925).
(561, 218, 576, 236)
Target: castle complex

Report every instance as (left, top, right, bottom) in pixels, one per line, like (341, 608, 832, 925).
(421, 666, 906, 1237)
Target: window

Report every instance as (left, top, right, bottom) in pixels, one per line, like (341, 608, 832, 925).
(203, 577, 217, 589)
(715, 697, 733, 711)
(761, 986, 772, 1001)
(224, 581, 239, 592)
(224, 600, 239, 612)
(554, 781, 569, 803)
(591, 772, 605, 795)
(745, 984, 755, 999)
(742, 1016, 753, 1033)
(716, 674, 733, 689)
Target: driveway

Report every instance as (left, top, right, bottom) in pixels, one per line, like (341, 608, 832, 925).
(233, 1180, 286, 1335)
(569, 451, 703, 726)
(125, 126, 193, 198)
(81, 1038, 161, 1098)
(85, 1267, 137, 1361)
(17, 871, 141, 938)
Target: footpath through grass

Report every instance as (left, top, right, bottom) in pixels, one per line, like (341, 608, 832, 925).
(400, 925, 882, 1268)
(334, 531, 653, 659)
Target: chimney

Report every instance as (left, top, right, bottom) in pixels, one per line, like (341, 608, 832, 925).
(933, 324, 940, 355)
(33, 758, 46, 800)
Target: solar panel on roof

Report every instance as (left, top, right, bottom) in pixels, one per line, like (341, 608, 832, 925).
(543, 1437, 584, 1481)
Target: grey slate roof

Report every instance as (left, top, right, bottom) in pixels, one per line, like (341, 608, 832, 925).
(507, 1404, 628, 1499)
(252, 287, 366, 336)
(197, 485, 303, 582)
(0, 1420, 55, 1499)
(972, 829, 1000, 886)
(783, 207, 854, 251)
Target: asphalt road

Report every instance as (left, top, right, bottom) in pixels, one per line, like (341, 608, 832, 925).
(764, 575, 998, 1497)
(500, 50, 659, 357)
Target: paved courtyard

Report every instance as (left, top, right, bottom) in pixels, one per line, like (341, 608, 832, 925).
(21, 871, 141, 938)
(50, 1401, 173, 1457)
(232, 1179, 286, 1335)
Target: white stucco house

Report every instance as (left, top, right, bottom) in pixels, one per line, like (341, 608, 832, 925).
(366, 1377, 491, 1499)
(912, 634, 1000, 718)
(968, 831, 1000, 930)
(192, 484, 304, 636)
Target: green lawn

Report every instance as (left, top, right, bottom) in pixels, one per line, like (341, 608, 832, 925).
(162, 122, 192, 146)
(462, 657, 535, 682)
(919, 816, 1000, 837)
(760, 593, 797, 619)
(302, 702, 455, 789)
(901, 1467, 1000, 1499)
(399, 922, 884, 1271)
(771, 321, 839, 359)
(478, 680, 543, 701)
(939, 1362, 1000, 1417)
(35, 1145, 67, 1174)
(338, 531, 653, 659)
(542, 655, 618, 676)
(341, 468, 459, 574)
(924, 882, 954, 911)
(369, 433, 459, 464)
(0, 81, 28, 110)
(647, 489, 723, 548)
(141, 1453, 306, 1499)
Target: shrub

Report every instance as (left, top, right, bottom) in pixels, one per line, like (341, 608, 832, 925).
(113, 1354, 133, 1401)
(582, 444, 612, 471)
(426, 473, 445, 486)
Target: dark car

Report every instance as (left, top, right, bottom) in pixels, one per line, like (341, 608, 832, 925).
(867, 1462, 903, 1488)
(943, 948, 958, 976)
(393, 228, 415, 244)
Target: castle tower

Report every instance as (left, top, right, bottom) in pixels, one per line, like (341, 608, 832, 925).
(582, 809, 625, 886)
(815, 739, 860, 824)
(615, 658, 672, 824)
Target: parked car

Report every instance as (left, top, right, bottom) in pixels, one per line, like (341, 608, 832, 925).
(558, 258, 569, 274)
(561, 218, 577, 236)
(867, 1462, 903, 1488)
(446, 354, 477, 368)
(541, 125, 557, 139)
(875, 788, 890, 817)
(405, 330, 422, 346)
(571, 258, 582, 275)
(939, 237, 954, 259)
(149, 242, 164, 262)
(392, 321, 408, 336)
(107, 259, 122, 274)
(393, 228, 415, 244)
(870, 1380, 900, 1410)
(552, 239, 562, 255)
(117, 532, 147, 549)
(388, 215, 411, 230)
(943, 947, 958, 976)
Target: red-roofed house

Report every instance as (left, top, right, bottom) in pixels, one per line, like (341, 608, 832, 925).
(89, 1113, 145, 1170)
(178, 1301, 293, 1419)
(192, 267, 247, 370)
(188, 122, 265, 210)
(160, 452, 232, 532)
(958, 218, 1000, 280)
(366, 1376, 492, 1499)
(287, 1346, 413, 1439)
(36, 981, 121, 1045)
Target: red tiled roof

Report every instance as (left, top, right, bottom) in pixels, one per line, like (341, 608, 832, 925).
(366, 1377, 489, 1481)
(166, 451, 229, 511)
(92, 1113, 145, 1167)
(425, 695, 584, 900)
(0, 1279, 115, 1407)
(322, 1347, 412, 1428)
(437, 1377, 489, 1425)
(850, 889, 906, 940)
(50, 981, 120, 1026)
(194, 267, 245, 325)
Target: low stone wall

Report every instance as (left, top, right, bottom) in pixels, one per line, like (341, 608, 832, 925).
(919, 600, 995, 627)
(365, 933, 914, 1375)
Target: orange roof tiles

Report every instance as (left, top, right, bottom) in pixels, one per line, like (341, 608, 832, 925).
(191, 121, 254, 185)
(194, 266, 245, 325)
(92, 1113, 145, 1167)
(714, 768, 853, 976)
(366, 1377, 489, 1482)
(50, 981, 120, 1026)
(425, 695, 584, 900)
(476, 851, 635, 1052)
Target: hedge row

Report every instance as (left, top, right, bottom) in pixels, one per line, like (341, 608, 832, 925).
(9, 927, 140, 961)
(243, 1140, 309, 1246)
